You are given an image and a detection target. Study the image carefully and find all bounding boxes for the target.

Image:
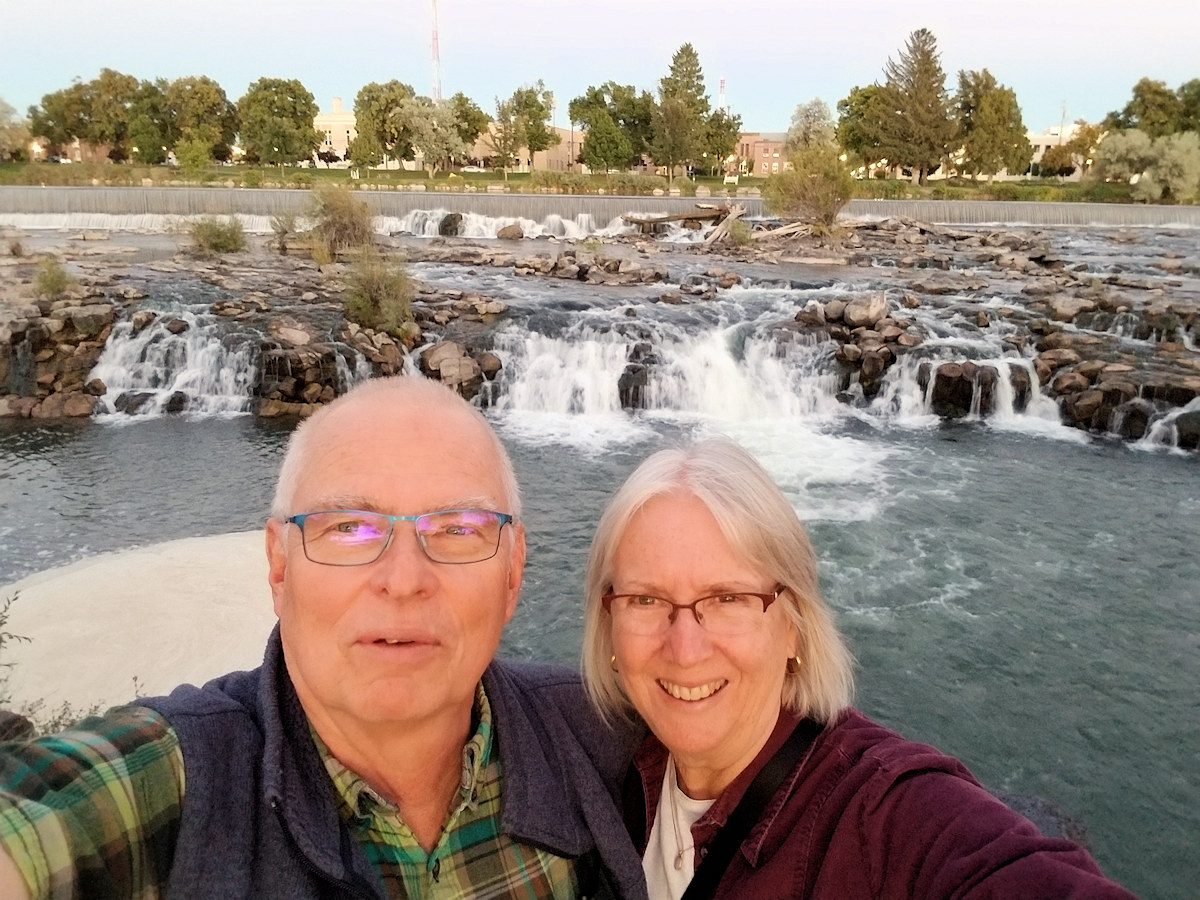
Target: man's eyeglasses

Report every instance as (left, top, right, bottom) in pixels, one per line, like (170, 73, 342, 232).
(602, 587, 784, 636)
(285, 509, 514, 566)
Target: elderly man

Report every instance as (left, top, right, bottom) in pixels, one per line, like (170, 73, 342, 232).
(0, 376, 646, 899)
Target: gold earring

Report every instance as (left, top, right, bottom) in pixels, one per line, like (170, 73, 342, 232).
(610, 654, 619, 672)
(786, 655, 803, 674)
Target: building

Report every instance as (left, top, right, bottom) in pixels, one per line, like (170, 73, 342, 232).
(737, 132, 789, 177)
(314, 97, 357, 161)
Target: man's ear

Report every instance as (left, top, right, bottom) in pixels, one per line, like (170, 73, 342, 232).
(265, 519, 290, 617)
(502, 522, 526, 624)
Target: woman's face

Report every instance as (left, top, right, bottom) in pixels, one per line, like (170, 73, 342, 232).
(609, 491, 797, 798)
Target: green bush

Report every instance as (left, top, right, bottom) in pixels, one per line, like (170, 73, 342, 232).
(189, 216, 247, 253)
(762, 145, 854, 231)
(608, 172, 669, 196)
(529, 170, 593, 194)
(271, 212, 298, 254)
(241, 168, 263, 188)
(344, 248, 415, 336)
(34, 257, 75, 299)
(726, 218, 754, 248)
(307, 185, 374, 258)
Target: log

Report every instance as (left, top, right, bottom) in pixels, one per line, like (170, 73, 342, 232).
(622, 206, 730, 227)
(751, 221, 813, 241)
(704, 203, 747, 245)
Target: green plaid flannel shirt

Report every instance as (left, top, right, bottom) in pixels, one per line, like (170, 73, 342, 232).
(0, 687, 582, 899)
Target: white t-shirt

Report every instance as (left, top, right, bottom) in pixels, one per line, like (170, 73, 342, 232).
(643, 757, 716, 900)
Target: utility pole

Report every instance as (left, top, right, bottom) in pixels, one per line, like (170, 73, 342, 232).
(431, 0, 442, 103)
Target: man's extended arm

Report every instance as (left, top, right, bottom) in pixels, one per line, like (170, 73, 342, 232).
(0, 706, 184, 899)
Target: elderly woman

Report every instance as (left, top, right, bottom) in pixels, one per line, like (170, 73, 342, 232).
(582, 438, 1138, 900)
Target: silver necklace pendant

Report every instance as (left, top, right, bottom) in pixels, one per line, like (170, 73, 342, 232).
(674, 851, 685, 871)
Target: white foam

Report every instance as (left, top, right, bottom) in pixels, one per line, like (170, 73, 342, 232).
(1, 532, 274, 713)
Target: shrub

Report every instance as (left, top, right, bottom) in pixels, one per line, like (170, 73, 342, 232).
(270, 212, 298, 254)
(726, 218, 754, 248)
(529, 170, 593, 194)
(175, 137, 211, 173)
(241, 168, 263, 188)
(307, 185, 374, 259)
(608, 172, 669, 196)
(34, 257, 75, 299)
(343, 248, 414, 336)
(189, 216, 247, 253)
(762, 145, 854, 231)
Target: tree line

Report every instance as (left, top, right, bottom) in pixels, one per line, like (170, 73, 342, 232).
(2, 31, 1197, 201)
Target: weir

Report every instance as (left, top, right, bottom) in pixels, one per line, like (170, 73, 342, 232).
(2, 186, 1199, 227)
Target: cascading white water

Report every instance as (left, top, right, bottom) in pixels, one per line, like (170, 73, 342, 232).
(89, 310, 258, 416)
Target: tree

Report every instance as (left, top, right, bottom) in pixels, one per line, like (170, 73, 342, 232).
(0, 97, 31, 161)
(1038, 144, 1076, 178)
(659, 43, 710, 119)
(869, 29, 957, 184)
(650, 97, 698, 185)
(656, 43, 713, 175)
(508, 80, 560, 168)
(84, 68, 140, 159)
(581, 110, 632, 179)
(1176, 79, 1200, 133)
(29, 81, 90, 152)
(1064, 120, 1104, 176)
(762, 144, 855, 231)
(404, 98, 468, 177)
(126, 79, 170, 164)
(236, 78, 322, 165)
(785, 99, 836, 155)
(486, 97, 524, 179)
(700, 107, 742, 175)
(955, 69, 1031, 179)
(167, 76, 236, 161)
(1092, 129, 1155, 183)
(1124, 131, 1200, 202)
(1106, 77, 1182, 138)
(568, 82, 655, 167)
(448, 91, 490, 149)
(837, 85, 887, 173)
(350, 80, 417, 167)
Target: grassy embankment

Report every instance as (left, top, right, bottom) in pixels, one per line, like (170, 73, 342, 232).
(0, 161, 1137, 203)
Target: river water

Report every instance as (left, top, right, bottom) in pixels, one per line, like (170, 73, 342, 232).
(0, 213, 1197, 900)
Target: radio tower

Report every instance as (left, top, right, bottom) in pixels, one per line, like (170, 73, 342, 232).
(718, 76, 727, 113)
(430, 0, 443, 102)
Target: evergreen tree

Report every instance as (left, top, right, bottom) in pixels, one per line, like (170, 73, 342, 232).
(658, 43, 710, 119)
(955, 69, 1031, 179)
(869, 29, 956, 184)
(568, 82, 655, 167)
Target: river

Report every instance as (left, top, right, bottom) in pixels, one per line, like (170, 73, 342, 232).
(0, 205, 1197, 900)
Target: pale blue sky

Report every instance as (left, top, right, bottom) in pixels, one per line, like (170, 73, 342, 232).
(2, 0, 1196, 134)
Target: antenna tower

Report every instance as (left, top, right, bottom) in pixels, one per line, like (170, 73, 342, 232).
(718, 76, 727, 112)
(431, 0, 443, 102)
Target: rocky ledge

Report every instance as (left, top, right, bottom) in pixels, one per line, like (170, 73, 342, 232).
(1, 216, 1197, 450)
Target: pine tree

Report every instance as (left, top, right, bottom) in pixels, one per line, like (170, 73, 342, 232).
(956, 69, 1031, 180)
(870, 29, 956, 184)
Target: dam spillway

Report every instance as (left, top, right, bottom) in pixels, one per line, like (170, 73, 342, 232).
(1, 186, 1198, 228)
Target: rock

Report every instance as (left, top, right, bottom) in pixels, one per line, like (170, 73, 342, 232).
(130, 310, 157, 333)
(83, 377, 107, 396)
(439, 213, 463, 237)
(1045, 294, 1097, 322)
(1051, 371, 1091, 395)
(618, 364, 648, 409)
(50, 303, 116, 339)
(824, 299, 847, 322)
(1114, 399, 1155, 440)
(843, 293, 888, 329)
(794, 301, 825, 327)
(165, 318, 189, 335)
(928, 363, 975, 419)
(1174, 411, 1200, 450)
(164, 391, 188, 414)
(268, 315, 315, 348)
(497, 224, 524, 240)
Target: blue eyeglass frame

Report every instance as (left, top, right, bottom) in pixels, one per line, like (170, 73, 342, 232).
(285, 508, 515, 566)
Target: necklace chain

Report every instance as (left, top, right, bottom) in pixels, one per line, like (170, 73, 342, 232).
(667, 757, 694, 871)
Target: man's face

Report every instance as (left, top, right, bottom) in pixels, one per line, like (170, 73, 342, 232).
(265, 395, 524, 736)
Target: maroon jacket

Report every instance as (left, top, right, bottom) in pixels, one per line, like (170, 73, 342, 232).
(628, 708, 1139, 900)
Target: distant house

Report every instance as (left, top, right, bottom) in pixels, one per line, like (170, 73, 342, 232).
(737, 132, 789, 177)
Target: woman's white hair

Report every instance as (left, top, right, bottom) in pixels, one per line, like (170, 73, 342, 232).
(269, 376, 521, 519)
(581, 437, 854, 724)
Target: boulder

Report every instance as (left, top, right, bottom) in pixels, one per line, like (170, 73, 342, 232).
(439, 213, 463, 237)
(843, 293, 888, 329)
(497, 224, 524, 240)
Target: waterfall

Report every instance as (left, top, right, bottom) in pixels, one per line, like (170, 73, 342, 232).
(89, 308, 258, 417)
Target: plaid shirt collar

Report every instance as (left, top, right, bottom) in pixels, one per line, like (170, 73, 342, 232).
(313, 682, 493, 824)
